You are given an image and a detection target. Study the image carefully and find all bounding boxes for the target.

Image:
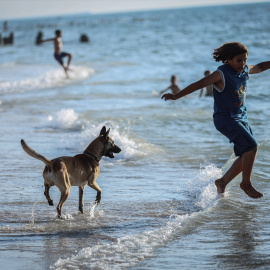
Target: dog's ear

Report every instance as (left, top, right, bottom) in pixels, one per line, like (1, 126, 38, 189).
(101, 128, 110, 143)
(100, 126, 106, 136)
(105, 128, 110, 139)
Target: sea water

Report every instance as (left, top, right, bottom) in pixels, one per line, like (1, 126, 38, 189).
(1, 3, 270, 269)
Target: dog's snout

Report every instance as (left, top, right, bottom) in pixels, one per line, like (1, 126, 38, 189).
(114, 145, 121, 153)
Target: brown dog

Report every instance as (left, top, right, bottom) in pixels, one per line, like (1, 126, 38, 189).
(21, 126, 121, 218)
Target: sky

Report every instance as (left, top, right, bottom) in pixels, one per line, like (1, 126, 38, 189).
(1, 0, 270, 20)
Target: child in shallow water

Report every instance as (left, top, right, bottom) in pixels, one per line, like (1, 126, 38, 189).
(162, 42, 270, 199)
(199, 70, 213, 97)
(40, 29, 72, 77)
(160, 75, 181, 95)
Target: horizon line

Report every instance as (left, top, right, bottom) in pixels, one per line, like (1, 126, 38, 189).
(1, 0, 269, 21)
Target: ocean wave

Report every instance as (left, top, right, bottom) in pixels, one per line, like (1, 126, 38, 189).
(50, 213, 190, 270)
(0, 65, 95, 94)
(42, 112, 163, 162)
(49, 165, 223, 270)
(46, 108, 84, 131)
(75, 122, 162, 162)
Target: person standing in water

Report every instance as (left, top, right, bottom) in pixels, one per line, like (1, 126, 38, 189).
(162, 42, 270, 199)
(199, 70, 213, 97)
(160, 75, 181, 95)
(40, 29, 72, 77)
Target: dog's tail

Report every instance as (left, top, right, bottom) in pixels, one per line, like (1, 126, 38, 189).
(21, 139, 53, 167)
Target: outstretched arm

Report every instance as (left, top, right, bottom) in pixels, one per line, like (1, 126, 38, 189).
(249, 61, 270, 74)
(160, 86, 170, 95)
(162, 71, 221, 101)
(40, 37, 55, 43)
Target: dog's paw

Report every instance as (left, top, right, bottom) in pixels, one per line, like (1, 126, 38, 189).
(79, 206, 84, 213)
(95, 192, 101, 204)
(95, 199, 100, 205)
(48, 200, 54, 206)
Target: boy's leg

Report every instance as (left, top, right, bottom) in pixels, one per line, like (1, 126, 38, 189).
(215, 147, 263, 198)
(58, 52, 72, 72)
(62, 52, 72, 69)
(67, 53, 72, 67)
(240, 147, 263, 198)
(215, 156, 243, 193)
(214, 121, 262, 198)
(54, 53, 68, 74)
(62, 64, 68, 76)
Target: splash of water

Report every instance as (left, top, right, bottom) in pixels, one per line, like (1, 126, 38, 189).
(87, 201, 97, 219)
(29, 202, 38, 224)
(188, 164, 223, 210)
(47, 108, 81, 130)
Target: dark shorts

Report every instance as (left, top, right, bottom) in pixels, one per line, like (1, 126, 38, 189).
(214, 118, 258, 156)
(54, 52, 68, 65)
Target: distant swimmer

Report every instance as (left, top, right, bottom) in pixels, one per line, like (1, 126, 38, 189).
(162, 41, 270, 199)
(160, 75, 181, 95)
(40, 29, 72, 77)
(199, 70, 213, 97)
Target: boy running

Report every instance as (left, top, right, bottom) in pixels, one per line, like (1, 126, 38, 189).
(162, 42, 270, 199)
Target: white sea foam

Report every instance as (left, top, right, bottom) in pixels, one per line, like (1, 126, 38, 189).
(49, 165, 223, 269)
(47, 108, 82, 130)
(43, 113, 150, 160)
(50, 213, 190, 270)
(0, 65, 95, 94)
(79, 124, 144, 160)
(75, 123, 162, 162)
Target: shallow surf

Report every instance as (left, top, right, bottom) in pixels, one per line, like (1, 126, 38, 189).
(1, 2, 270, 269)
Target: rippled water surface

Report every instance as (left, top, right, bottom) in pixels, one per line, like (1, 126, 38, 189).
(1, 3, 270, 269)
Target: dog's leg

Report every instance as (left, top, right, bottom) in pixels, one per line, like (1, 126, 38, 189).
(44, 184, 54, 206)
(57, 189, 70, 218)
(79, 185, 85, 213)
(88, 182, 102, 204)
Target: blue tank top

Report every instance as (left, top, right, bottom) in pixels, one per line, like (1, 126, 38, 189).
(213, 64, 249, 123)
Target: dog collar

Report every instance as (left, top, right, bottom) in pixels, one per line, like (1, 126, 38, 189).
(83, 151, 100, 163)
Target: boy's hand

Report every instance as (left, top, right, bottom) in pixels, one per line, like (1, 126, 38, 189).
(161, 93, 175, 101)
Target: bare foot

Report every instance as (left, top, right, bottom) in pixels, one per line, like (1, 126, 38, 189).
(215, 178, 226, 194)
(240, 182, 263, 199)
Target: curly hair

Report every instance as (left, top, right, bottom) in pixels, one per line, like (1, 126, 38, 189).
(212, 42, 249, 63)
